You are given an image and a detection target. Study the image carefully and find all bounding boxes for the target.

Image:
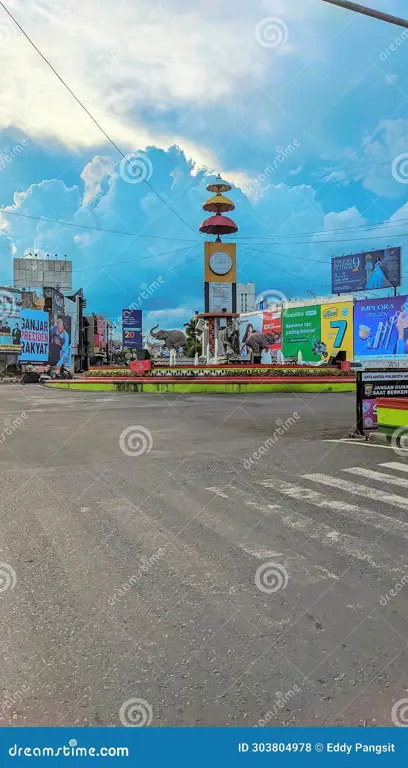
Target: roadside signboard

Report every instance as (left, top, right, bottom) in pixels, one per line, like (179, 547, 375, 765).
(356, 369, 408, 432)
(19, 309, 49, 362)
(122, 309, 142, 349)
(332, 247, 401, 293)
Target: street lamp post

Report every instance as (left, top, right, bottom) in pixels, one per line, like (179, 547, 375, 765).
(321, 0, 408, 29)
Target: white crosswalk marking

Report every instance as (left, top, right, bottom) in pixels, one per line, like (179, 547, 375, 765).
(302, 473, 408, 510)
(380, 462, 408, 474)
(259, 478, 408, 538)
(343, 466, 408, 489)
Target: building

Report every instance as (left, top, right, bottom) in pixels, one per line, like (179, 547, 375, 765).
(237, 282, 255, 313)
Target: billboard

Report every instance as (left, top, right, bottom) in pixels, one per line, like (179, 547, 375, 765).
(354, 296, 408, 361)
(0, 288, 23, 352)
(320, 301, 353, 360)
(19, 310, 49, 362)
(262, 309, 282, 352)
(331, 248, 401, 293)
(13, 257, 72, 291)
(282, 305, 322, 361)
(94, 315, 105, 352)
(122, 309, 142, 349)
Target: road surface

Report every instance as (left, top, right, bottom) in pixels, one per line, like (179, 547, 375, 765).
(0, 386, 407, 727)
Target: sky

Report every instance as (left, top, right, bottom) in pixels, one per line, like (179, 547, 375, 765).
(0, 0, 408, 331)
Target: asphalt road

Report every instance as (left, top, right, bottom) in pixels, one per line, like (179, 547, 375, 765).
(0, 385, 407, 727)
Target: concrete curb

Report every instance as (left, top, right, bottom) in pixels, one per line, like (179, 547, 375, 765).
(368, 432, 390, 446)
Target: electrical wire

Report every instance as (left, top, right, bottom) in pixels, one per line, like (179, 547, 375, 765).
(229, 215, 408, 241)
(240, 246, 330, 289)
(0, 2, 200, 238)
(0, 209, 200, 242)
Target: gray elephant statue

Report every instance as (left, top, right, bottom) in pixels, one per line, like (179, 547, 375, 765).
(150, 325, 188, 352)
(244, 332, 274, 356)
(218, 324, 238, 356)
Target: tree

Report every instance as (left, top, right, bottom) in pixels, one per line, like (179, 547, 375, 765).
(184, 317, 201, 357)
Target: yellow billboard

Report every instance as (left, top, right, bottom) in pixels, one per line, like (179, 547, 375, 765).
(320, 301, 353, 360)
(204, 242, 236, 283)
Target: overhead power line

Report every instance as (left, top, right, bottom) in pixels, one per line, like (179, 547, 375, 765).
(321, 0, 408, 29)
(0, 2, 200, 238)
(0, 209, 200, 242)
(230, 216, 408, 241)
(239, 246, 330, 289)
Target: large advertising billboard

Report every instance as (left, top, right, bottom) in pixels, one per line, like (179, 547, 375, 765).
(320, 301, 353, 360)
(0, 288, 23, 352)
(94, 315, 105, 352)
(331, 248, 401, 294)
(122, 309, 142, 349)
(354, 296, 408, 361)
(282, 305, 322, 361)
(262, 309, 282, 352)
(19, 310, 49, 362)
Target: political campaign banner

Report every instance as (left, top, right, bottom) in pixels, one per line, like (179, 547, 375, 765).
(331, 247, 401, 293)
(0, 287, 23, 352)
(19, 310, 49, 362)
(353, 296, 408, 361)
(122, 309, 142, 349)
(282, 305, 322, 362)
(320, 301, 353, 361)
(49, 315, 72, 368)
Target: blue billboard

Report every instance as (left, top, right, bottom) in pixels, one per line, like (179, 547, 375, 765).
(122, 309, 142, 349)
(353, 295, 408, 361)
(331, 247, 401, 293)
(19, 309, 49, 362)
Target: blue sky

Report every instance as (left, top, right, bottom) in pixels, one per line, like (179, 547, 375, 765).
(0, 0, 408, 329)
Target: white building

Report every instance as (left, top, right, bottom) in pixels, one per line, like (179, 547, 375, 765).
(237, 282, 255, 313)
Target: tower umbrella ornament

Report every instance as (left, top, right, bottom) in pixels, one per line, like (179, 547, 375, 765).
(199, 174, 238, 241)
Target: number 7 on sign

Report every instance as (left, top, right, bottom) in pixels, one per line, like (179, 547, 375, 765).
(330, 320, 346, 348)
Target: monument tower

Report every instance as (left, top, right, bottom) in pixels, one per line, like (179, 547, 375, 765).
(197, 174, 239, 356)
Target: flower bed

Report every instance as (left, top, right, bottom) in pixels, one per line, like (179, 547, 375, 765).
(85, 365, 355, 379)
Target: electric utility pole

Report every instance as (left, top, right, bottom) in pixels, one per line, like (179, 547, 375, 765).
(321, 0, 408, 29)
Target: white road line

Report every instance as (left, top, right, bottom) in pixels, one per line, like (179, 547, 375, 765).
(323, 439, 394, 450)
(380, 462, 408, 473)
(257, 480, 403, 573)
(259, 478, 408, 539)
(206, 487, 230, 499)
(344, 466, 408, 489)
(303, 473, 408, 510)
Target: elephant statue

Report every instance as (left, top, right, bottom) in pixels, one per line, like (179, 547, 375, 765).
(149, 325, 188, 353)
(218, 323, 238, 356)
(243, 332, 274, 356)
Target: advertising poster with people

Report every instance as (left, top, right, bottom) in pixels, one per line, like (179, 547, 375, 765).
(354, 295, 408, 361)
(320, 301, 353, 361)
(94, 315, 105, 353)
(0, 288, 23, 352)
(282, 305, 322, 361)
(239, 312, 273, 363)
(331, 248, 401, 293)
(19, 309, 49, 362)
